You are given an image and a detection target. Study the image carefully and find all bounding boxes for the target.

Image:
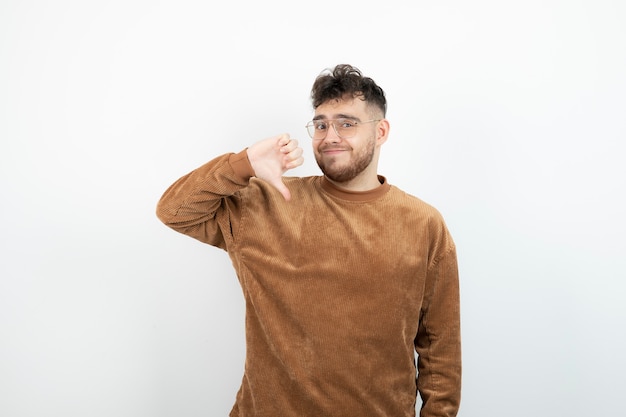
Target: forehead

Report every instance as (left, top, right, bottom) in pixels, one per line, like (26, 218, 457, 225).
(314, 96, 369, 119)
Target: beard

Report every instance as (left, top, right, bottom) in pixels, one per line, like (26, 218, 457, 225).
(315, 137, 376, 183)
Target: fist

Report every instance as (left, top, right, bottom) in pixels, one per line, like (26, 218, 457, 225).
(247, 134, 304, 200)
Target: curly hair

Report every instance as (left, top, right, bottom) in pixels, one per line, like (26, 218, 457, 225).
(310, 64, 387, 116)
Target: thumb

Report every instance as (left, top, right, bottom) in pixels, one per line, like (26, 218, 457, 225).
(269, 177, 291, 201)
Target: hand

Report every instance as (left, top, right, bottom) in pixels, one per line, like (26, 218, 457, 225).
(246, 133, 304, 201)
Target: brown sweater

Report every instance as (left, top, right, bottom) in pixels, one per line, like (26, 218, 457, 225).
(156, 150, 461, 417)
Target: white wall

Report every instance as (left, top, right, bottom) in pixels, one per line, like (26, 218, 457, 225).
(1, 1, 624, 416)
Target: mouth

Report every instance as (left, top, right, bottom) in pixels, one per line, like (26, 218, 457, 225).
(320, 146, 348, 155)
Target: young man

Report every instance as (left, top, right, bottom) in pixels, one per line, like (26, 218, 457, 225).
(156, 64, 461, 417)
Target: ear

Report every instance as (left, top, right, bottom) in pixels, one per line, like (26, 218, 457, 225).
(375, 118, 390, 146)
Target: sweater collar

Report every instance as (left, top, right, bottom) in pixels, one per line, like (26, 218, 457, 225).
(320, 175, 390, 202)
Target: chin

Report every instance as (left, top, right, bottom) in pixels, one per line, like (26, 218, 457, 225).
(323, 168, 360, 183)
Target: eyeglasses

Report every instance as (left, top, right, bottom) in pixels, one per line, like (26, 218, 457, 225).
(305, 118, 380, 140)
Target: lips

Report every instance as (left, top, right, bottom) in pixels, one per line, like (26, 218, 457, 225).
(320, 146, 349, 154)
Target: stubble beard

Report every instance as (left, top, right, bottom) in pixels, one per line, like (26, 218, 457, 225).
(315, 138, 376, 183)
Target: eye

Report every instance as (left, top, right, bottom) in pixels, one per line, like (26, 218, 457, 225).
(339, 119, 356, 128)
(314, 121, 328, 131)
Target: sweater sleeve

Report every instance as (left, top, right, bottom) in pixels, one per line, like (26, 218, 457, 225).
(415, 223, 462, 417)
(155, 149, 255, 249)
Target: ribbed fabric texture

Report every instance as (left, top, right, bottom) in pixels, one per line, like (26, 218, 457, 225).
(156, 149, 461, 417)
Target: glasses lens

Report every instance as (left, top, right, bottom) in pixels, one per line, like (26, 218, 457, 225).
(307, 121, 327, 140)
(335, 119, 357, 139)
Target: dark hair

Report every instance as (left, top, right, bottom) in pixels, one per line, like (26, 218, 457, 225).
(310, 64, 387, 116)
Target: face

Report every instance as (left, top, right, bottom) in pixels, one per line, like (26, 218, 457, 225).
(312, 96, 385, 184)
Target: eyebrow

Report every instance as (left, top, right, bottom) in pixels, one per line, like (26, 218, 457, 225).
(312, 113, 362, 122)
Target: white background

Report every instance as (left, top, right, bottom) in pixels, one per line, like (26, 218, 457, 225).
(1, 1, 625, 416)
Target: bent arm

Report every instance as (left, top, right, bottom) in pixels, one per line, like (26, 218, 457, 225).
(156, 149, 254, 249)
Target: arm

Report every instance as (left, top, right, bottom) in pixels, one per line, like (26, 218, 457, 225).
(415, 229, 462, 417)
(155, 149, 254, 248)
(155, 134, 304, 248)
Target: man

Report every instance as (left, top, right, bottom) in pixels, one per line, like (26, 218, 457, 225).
(156, 64, 461, 417)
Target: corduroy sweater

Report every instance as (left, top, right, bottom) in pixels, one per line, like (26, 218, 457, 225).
(156, 149, 461, 417)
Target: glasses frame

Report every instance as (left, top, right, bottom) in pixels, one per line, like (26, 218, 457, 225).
(305, 118, 381, 140)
